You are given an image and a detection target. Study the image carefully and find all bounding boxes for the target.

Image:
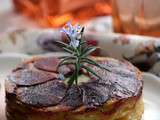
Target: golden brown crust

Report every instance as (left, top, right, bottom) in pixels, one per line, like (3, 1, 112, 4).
(6, 96, 143, 120)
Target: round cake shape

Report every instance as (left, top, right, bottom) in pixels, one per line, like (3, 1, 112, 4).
(5, 57, 143, 120)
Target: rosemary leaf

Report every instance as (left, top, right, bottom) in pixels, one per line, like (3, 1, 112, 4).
(75, 63, 78, 85)
(58, 56, 76, 59)
(81, 46, 97, 57)
(58, 57, 75, 67)
(67, 74, 75, 89)
(83, 47, 97, 57)
(81, 57, 111, 72)
(63, 47, 74, 54)
(75, 60, 80, 85)
(81, 65, 101, 79)
(58, 62, 75, 67)
(66, 34, 72, 41)
(55, 41, 71, 48)
(78, 27, 84, 42)
(80, 27, 85, 35)
(80, 41, 87, 46)
(59, 56, 75, 64)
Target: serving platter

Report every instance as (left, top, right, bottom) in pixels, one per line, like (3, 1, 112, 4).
(0, 53, 160, 120)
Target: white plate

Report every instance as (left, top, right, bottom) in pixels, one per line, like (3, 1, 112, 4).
(0, 54, 160, 120)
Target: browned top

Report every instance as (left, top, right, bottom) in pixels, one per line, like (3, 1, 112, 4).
(6, 57, 143, 111)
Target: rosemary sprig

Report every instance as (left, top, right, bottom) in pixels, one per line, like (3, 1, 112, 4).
(57, 22, 110, 87)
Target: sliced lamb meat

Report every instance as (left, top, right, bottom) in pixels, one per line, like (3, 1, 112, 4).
(8, 69, 57, 86)
(34, 57, 60, 72)
(81, 82, 110, 107)
(60, 85, 83, 109)
(16, 80, 66, 107)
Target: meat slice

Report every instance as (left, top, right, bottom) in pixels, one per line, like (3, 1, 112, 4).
(81, 82, 110, 107)
(16, 80, 66, 107)
(8, 69, 57, 86)
(87, 58, 140, 100)
(61, 85, 83, 108)
(58, 65, 72, 75)
(34, 57, 60, 72)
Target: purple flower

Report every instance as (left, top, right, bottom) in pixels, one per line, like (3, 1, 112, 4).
(61, 22, 83, 48)
(70, 39, 79, 48)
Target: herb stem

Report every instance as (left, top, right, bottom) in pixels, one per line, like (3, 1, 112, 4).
(59, 22, 110, 88)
